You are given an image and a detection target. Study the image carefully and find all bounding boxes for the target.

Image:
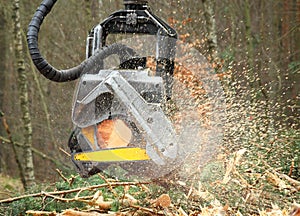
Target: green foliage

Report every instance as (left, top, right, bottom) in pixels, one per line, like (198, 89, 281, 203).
(110, 200, 120, 212)
(0, 174, 106, 215)
(220, 48, 235, 69)
(0, 173, 165, 215)
(267, 130, 299, 178)
(288, 61, 300, 74)
(201, 128, 300, 214)
(55, 174, 105, 190)
(243, 129, 300, 180)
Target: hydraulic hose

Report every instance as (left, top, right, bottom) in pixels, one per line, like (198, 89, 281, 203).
(27, 0, 136, 82)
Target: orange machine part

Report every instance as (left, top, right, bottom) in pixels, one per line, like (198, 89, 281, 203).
(96, 119, 132, 149)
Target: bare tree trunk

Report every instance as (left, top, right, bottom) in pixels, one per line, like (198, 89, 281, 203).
(0, 4, 7, 173)
(84, 0, 100, 24)
(281, 0, 291, 64)
(297, 0, 300, 62)
(13, 0, 35, 189)
(244, 0, 256, 88)
(201, 0, 218, 63)
(0, 111, 26, 187)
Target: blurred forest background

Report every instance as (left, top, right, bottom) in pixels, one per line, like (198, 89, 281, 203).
(0, 0, 299, 213)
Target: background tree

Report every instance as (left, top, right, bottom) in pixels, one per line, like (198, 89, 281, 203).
(201, 0, 218, 62)
(13, 0, 35, 189)
(0, 3, 8, 173)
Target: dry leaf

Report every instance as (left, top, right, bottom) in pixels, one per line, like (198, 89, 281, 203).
(290, 203, 300, 216)
(26, 210, 56, 216)
(196, 190, 215, 202)
(222, 148, 247, 184)
(154, 194, 171, 208)
(60, 209, 117, 216)
(236, 211, 244, 216)
(123, 185, 130, 194)
(257, 203, 292, 216)
(266, 171, 291, 191)
(140, 184, 150, 192)
(92, 190, 102, 202)
(123, 193, 138, 206)
(94, 195, 113, 210)
(177, 180, 187, 186)
(178, 207, 188, 216)
(200, 206, 226, 216)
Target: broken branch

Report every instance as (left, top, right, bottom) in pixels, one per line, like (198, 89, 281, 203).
(0, 181, 150, 204)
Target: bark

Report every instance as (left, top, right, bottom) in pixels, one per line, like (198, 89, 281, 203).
(86, 0, 100, 20)
(201, 0, 218, 62)
(244, 0, 267, 96)
(281, 0, 291, 63)
(294, 0, 300, 62)
(0, 7, 6, 112)
(27, 52, 58, 151)
(244, 0, 254, 70)
(0, 5, 6, 173)
(298, 0, 300, 25)
(13, 0, 35, 189)
(0, 135, 63, 168)
(0, 112, 26, 187)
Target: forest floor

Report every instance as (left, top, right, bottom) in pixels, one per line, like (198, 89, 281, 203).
(0, 148, 299, 216)
(0, 173, 23, 200)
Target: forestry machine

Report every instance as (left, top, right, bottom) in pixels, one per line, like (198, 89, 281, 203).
(27, 0, 207, 179)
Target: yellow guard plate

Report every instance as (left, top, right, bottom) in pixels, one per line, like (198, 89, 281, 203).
(73, 147, 150, 162)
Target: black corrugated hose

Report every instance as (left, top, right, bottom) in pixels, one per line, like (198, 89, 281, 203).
(27, 0, 136, 82)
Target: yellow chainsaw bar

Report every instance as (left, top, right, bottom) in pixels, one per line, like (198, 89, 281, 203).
(73, 147, 150, 162)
